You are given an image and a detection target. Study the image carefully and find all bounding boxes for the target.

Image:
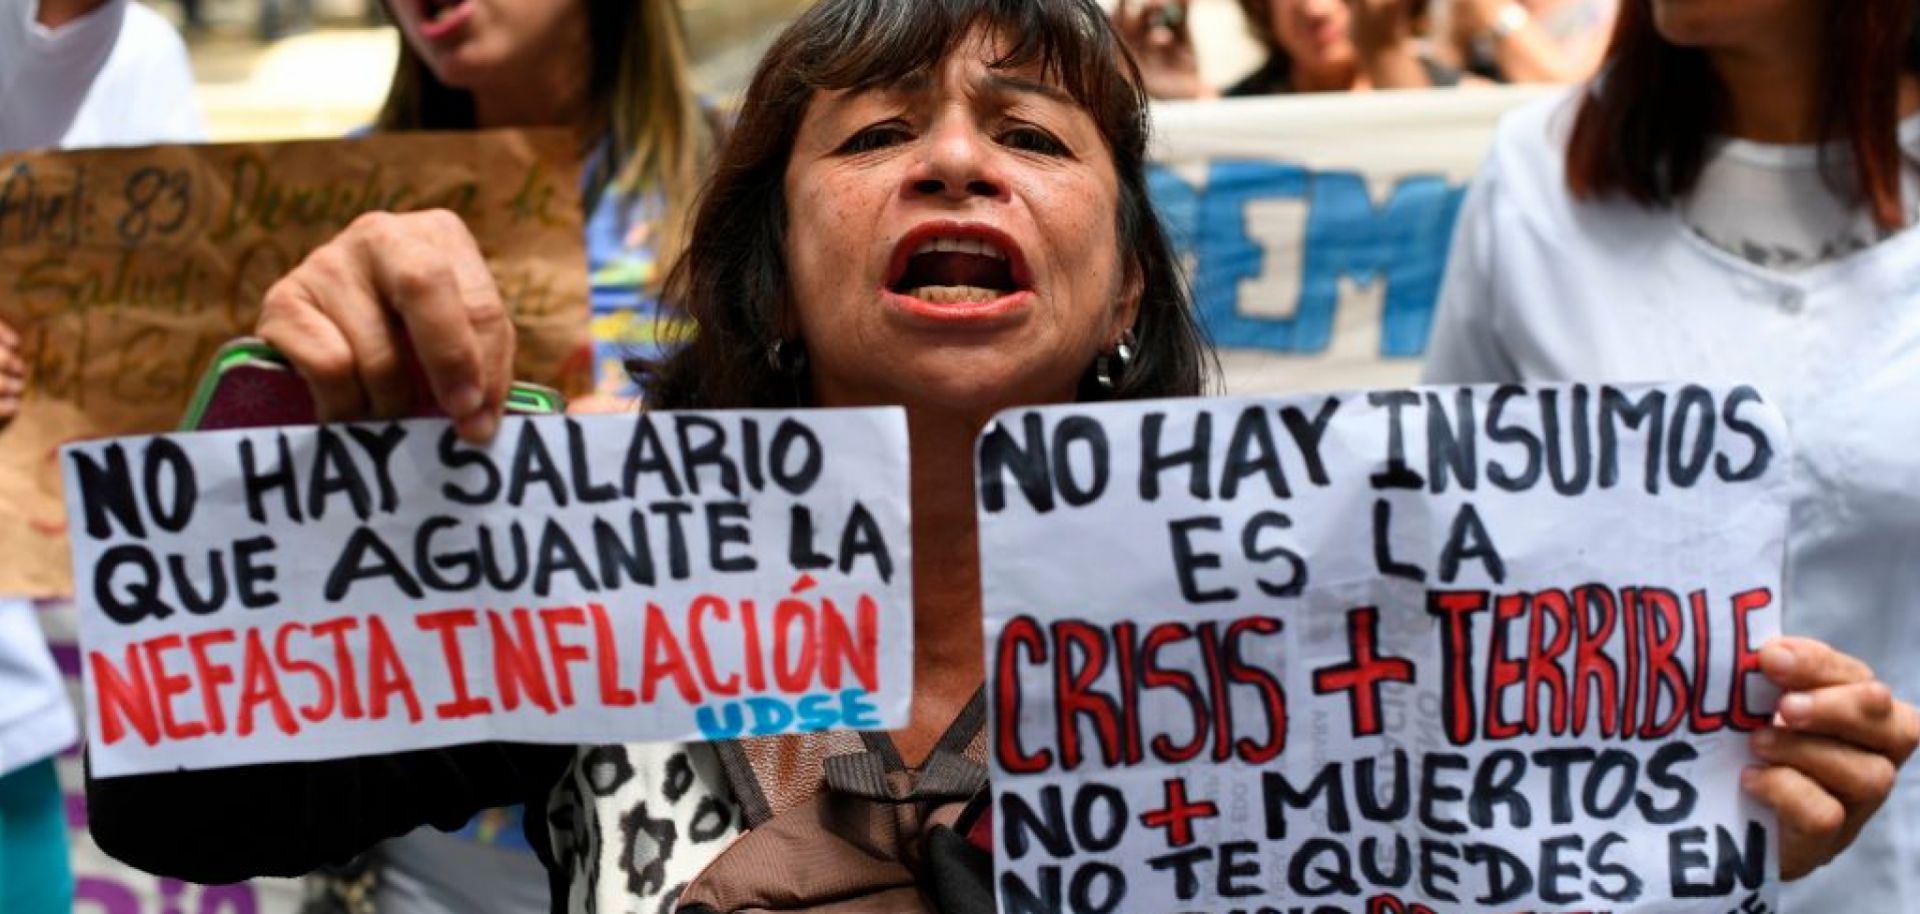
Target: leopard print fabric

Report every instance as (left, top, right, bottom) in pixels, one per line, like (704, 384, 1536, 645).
(546, 743, 743, 914)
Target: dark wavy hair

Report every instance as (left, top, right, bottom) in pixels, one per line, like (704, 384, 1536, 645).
(641, 0, 1214, 409)
(1568, 0, 1920, 229)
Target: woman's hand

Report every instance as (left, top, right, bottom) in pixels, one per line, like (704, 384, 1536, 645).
(0, 318, 23, 421)
(1112, 0, 1216, 100)
(256, 210, 516, 443)
(1745, 637, 1919, 879)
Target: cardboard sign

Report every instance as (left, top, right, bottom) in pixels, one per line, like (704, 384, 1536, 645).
(980, 384, 1789, 914)
(68, 409, 910, 777)
(0, 130, 594, 598)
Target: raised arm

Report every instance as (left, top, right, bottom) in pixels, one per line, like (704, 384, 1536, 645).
(1110, 0, 1217, 100)
(255, 208, 518, 441)
(90, 208, 550, 882)
(88, 743, 573, 883)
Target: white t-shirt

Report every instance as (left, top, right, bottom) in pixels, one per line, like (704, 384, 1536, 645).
(1685, 115, 1920, 272)
(0, 598, 74, 777)
(1425, 92, 1920, 912)
(0, 0, 204, 151)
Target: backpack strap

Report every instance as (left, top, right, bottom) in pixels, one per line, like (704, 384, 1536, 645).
(711, 689, 988, 828)
(680, 692, 994, 913)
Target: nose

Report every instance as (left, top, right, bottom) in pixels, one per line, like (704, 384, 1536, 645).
(1298, 0, 1336, 20)
(903, 114, 1010, 203)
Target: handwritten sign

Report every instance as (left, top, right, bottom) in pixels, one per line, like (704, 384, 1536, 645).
(0, 131, 594, 598)
(980, 384, 1789, 914)
(68, 409, 911, 777)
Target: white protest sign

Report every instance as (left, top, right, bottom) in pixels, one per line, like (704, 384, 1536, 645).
(68, 409, 911, 777)
(979, 383, 1789, 914)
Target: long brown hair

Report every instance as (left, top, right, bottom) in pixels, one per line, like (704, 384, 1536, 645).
(642, 0, 1214, 410)
(375, 0, 711, 259)
(1567, 0, 1920, 229)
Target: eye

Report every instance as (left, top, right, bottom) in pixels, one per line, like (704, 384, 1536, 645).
(1000, 125, 1071, 157)
(836, 123, 912, 155)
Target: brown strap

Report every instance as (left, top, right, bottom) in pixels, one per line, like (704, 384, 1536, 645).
(715, 689, 989, 828)
(712, 739, 772, 827)
(939, 690, 989, 763)
(822, 749, 985, 804)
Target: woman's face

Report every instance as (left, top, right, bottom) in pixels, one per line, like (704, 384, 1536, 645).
(1649, 0, 1819, 50)
(388, 0, 586, 91)
(1269, 0, 1357, 73)
(782, 34, 1140, 417)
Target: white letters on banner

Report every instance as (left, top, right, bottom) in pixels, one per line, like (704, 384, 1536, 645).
(980, 383, 1789, 914)
(67, 409, 911, 777)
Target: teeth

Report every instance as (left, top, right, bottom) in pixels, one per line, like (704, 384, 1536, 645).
(911, 236, 1007, 260)
(908, 285, 1001, 304)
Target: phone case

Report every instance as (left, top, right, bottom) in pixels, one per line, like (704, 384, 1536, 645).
(180, 337, 566, 431)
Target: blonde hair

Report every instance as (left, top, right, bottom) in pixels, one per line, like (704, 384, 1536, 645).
(375, 0, 712, 265)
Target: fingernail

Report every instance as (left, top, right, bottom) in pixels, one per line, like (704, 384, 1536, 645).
(447, 384, 483, 417)
(1764, 643, 1798, 675)
(1740, 765, 1763, 791)
(1751, 728, 1778, 755)
(1780, 693, 1813, 724)
(464, 412, 499, 444)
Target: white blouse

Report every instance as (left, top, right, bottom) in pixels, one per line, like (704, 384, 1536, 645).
(1425, 92, 1920, 912)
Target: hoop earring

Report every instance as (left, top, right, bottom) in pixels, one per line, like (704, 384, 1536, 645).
(766, 337, 810, 405)
(767, 338, 808, 375)
(1094, 329, 1138, 391)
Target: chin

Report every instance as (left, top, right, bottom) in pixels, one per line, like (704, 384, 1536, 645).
(419, 49, 506, 91)
(845, 357, 1085, 419)
(1293, 47, 1355, 74)
(1649, 3, 1731, 47)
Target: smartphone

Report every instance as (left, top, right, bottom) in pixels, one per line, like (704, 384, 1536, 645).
(180, 337, 566, 431)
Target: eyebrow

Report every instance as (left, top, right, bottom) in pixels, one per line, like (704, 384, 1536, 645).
(878, 71, 1072, 104)
(982, 74, 1073, 104)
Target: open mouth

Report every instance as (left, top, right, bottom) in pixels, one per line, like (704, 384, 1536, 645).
(886, 224, 1031, 306)
(419, 0, 471, 34)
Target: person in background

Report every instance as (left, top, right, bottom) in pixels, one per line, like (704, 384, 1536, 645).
(0, 0, 203, 150)
(1114, 0, 1461, 100)
(307, 0, 713, 911)
(1424, 0, 1920, 905)
(369, 0, 713, 407)
(1442, 0, 1615, 83)
(0, 1, 202, 911)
